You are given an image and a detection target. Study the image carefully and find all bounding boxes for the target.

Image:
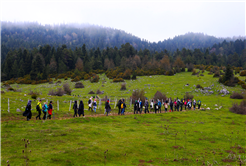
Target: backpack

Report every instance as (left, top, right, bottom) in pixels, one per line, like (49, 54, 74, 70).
(36, 104, 39, 111)
(88, 99, 91, 104)
(184, 101, 187, 105)
(188, 103, 191, 107)
(198, 101, 201, 105)
(121, 103, 124, 109)
(42, 104, 46, 112)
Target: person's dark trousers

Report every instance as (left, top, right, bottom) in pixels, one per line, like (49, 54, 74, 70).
(175, 106, 177, 111)
(121, 108, 125, 115)
(73, 110, 77, 117)
(43, 112, 46, 120)
(88, 107, 92, 111)
(48, 114, 51, 119)
(170, 106, 173, 112)
(198, 105, 200, 109)
(140, 108, 142, 114)
(155, 109, 157, 114)
(180, 106, 183, 111)
(145, 108, 149, 114)
(134, 109, 137, 114)
(79, 112, 84, 117)
(165, 108, 167, 112)
(177, 106, 179, 111)
(158, 107, 161, 113)
(36, 110, 41, 120)
(118, 107, 121, 115)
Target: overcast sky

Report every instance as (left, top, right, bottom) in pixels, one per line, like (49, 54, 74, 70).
(1, 0, 245, 42)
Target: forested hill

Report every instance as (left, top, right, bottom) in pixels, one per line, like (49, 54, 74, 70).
(1, 21, 237, 53)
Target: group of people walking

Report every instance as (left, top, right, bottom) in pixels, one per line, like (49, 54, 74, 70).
(22, 97, 202, 121)
(23, 100, 53, 121)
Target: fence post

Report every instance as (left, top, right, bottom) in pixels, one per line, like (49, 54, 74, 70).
(8, 98, 10, 113)
(57, 100, 59, 111)
(69, 100, 71, 111)
(114, 98, 117, 109)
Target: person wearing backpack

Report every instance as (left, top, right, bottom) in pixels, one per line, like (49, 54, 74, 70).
(170, 99, 173, 112)
(117, 99, 122, 115)
(42, 102, 48, 120)
(180, 99, 184, 111)
(164, 101, 168, 113)
(154, 101, 159, 114)
(134, 100, 139, 114)
(177, 98, 180, 111)
(78, 100, 84, 117)
(174, 100, 177, 111)
(150, 100, 154, 112)
(23, 100, 32, 121)
(105, 99, 111, 116)
(184, 99, 187, 110)
(73, 100, 78, 117)
(47, 101, 53, 119)
(193, 99, 196, 110)
(197, 100, 201, 109)
(121, 99, 126, 115)
(36, 99, 42, 120)
(158, 99, 162, 113)
(139, 100, 143, 114)
(144, 99, 149, 114)
(88, 97, 93, 112)
(93, 99, 97, 113)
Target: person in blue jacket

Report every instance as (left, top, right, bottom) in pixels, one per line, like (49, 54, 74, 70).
(158, 99, 162, 113)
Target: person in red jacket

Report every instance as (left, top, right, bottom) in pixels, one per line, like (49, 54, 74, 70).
(47, 101, 53, 119)
(174, 100, 177, 111)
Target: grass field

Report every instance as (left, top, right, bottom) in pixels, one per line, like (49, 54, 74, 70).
(1, 70, 246, 165)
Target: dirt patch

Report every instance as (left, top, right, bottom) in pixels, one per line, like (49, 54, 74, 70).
(231, 145, 243, 150)
(139, 159, 145, 163)
(239, 150, 245, 153)
(172, 145, 183, 149)
(222, 159, 234, 162)
(225, 150, 236, 154)
(146, 160, 153, 163)
(210, 141, 215, 143)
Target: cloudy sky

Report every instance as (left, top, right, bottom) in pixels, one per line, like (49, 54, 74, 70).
(1, 0, 245, 42)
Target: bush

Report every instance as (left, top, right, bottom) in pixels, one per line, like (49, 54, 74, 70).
(196, 84, 203, 89)
(240, 70, 246, 76)
(75, 82, 84, 88)
(120, 83, 126, 90)
(88, 91, 95, 94)
(229, 100, 246, 115)
(96, 89, 103, 94)
(213, 71, 220, 77)
(49, 81, 53, 84)
(200, 74, 204, 76)
(31, 93, 38, 99)
(132, 72, 137, 80)
(230, 92, 244, 99)
(153, 91, 167, 102)
(48, 88, 65, 96)
(56, 80, 62, 84)
(63, 83, 72, 95)
(7, 87, 15, 91)
(64, 77, 68, 80)
(187, 64, 194, 72)
(184, 92, 194, 100)
(242, 84, 246, 89)
(165, 70, 174, 76)
(71, 76, 81, 82)
(1, 91, 5, 94)
(132, 89, 146, 104)
(191, 69, 197, 75)
(90, 73, 100, 83)
(238, 80, 245, 86)
(113, 78, 124, 82)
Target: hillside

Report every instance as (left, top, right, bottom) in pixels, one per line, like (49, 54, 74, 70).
(1, 21, 231, 53)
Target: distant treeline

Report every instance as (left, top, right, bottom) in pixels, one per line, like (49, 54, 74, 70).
(2, 40, 246, 82)
(3, 21, 244, 64)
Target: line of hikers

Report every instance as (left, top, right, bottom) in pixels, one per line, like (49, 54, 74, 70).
(22, 97, 201, 121)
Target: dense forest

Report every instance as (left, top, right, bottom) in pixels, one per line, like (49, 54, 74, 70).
(2, 39, 246, 82)
(2, 21, 244, 64)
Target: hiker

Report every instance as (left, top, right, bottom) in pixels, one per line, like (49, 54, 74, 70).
(197, 100, 201, 109)
(193, 99, 196, 110)
(184, 99, 187, 110)
(105, 99, 111, 116)
(134, 100, 139, 114)
(180, 98, 184, 111)
(164, 101, 168, 112)
(23, 100, 32, 121)
(187, 100, 191, 110)
(36, 99, 42, 120)
(93, 99, 97, 113)
(73, 100, 78, 117)
(174, 100, 177, 111)
(88, 97, 93, 111)
(150, 99, 154, 112)
(42, 102, 48, 120)
(177, 98, 180, 111)
(47, 101, 53, 119)
(158, 99, 162, 113)
(144, 99, 149, 114)
(139, 100, 143, 114)
(170, 99, 173, 112)
(121, 99, 126, 115)
(117, 99, 122, 115)
(154, 101, 159, 114)
(78, 100, 84, 117)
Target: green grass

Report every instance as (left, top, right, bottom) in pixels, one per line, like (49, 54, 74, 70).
(1, 70, 246, 165)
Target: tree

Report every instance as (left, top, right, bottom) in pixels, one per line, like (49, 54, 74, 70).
(49, 55, 57, 74)
(160, 55, 171, 71)
(75, 57, 83, 71)
(222, 65, 234, 83)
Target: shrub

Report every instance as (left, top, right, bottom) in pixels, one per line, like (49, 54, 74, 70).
(63, 83, 72, 95)
(56, 88, 65, 96)
(240, 70, 246, 76)
(131, 89, 146, 104)
(75, 82, 84, 88)
(64, 77, 68, 80)
(191, 69, 197, 75)
(187, 64, 194, 72)
(49, 81, 53, 84)
(113, 78, 124, 82)
(71, 76, 81, 82)
(238, 80, 245, 85)
(7, 87, 15, 91)
(90, 74, 100, 83)
(184, 92, 194, 100)
(165, 70, 174, 76)
(120, 83, 126, 90)
(213, 71, 220, 77)
(88, 91, 95, 94)
(31, 93, 38, 99)
(132, 72, 137, 80)
(229, 100, 246, 115)
(200, 74, 204, 76)
(48, 89, 56, 96)
(96, 89, 103, 94)
(230, 92, 244, 99)
(196, 84, 203, 89)
(242, 84, 246, 89)
(56, 80, 62, 84)
(1, 91, 5, 94)
(153, 91, 167, 102)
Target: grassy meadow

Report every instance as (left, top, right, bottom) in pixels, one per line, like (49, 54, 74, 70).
(1, 70, 246, 165)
